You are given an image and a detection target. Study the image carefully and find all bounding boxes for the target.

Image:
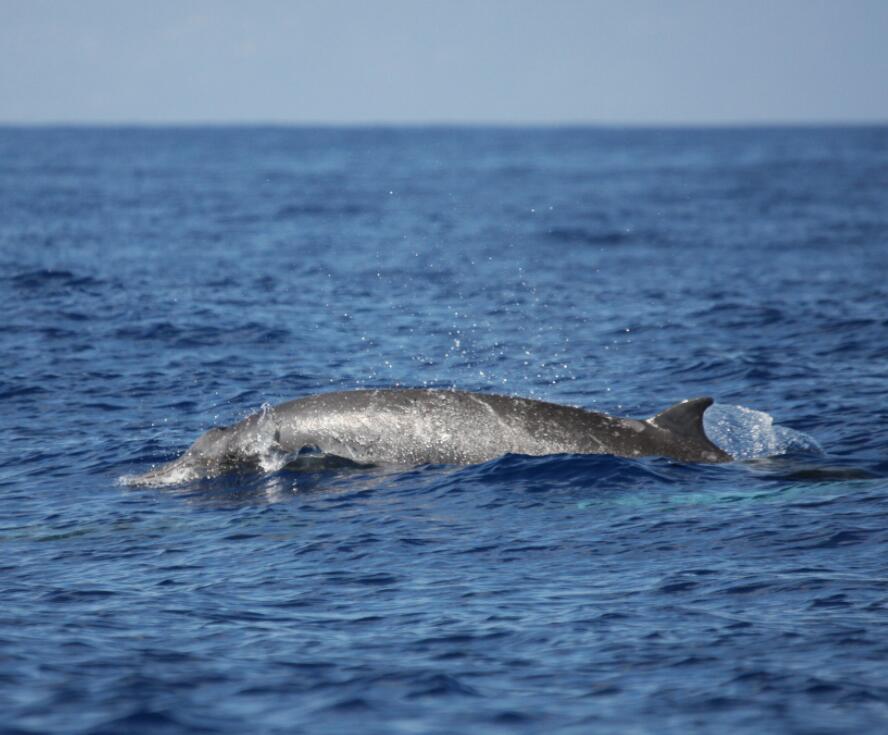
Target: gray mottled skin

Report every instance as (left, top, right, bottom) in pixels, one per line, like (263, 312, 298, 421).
(129, 389, 732, 485)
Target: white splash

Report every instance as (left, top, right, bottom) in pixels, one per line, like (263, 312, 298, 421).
(247, 403, 292, 473)
(703, 403, 822, 460)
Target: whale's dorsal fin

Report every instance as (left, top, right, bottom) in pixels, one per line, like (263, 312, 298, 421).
(649, 397, 713, 435)
(648, 397, 732, 463)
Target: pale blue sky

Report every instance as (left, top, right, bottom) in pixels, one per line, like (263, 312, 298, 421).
(1, 0, 887, 124)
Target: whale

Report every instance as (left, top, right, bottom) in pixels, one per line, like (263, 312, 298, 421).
(126, 389, 732, 486)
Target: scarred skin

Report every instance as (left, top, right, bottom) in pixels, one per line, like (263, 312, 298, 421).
(128, 389, 732, 486)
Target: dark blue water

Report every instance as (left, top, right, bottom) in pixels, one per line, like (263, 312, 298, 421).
(1, 126, 887, 734)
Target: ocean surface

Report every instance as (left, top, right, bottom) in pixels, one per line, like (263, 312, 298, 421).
(1, 126, 886, 734)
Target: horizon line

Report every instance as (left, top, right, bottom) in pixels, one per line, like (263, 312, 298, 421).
(1, 119, 887, 130)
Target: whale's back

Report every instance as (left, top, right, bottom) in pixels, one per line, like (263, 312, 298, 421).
(273, 389, 729, 465)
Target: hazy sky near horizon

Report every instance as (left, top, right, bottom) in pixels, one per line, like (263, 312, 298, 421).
(2, 0, 887, 124)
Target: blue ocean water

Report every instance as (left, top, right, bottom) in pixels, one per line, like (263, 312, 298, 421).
(1, 126, 887, 734)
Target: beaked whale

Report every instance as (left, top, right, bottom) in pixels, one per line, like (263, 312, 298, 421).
(127, 389, 732, 486)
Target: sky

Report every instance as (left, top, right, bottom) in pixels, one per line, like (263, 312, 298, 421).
(1, 0, 887, 125)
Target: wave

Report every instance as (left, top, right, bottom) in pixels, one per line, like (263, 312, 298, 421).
(9, 268, 105, 292)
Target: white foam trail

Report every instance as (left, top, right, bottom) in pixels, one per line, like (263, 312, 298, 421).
(119, 464, 197, 488)
(703, 403, 822, 460)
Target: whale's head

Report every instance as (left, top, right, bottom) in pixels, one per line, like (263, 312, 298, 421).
(186, 425, 235, 462)
(124, 424, 239, 486)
